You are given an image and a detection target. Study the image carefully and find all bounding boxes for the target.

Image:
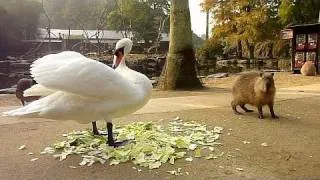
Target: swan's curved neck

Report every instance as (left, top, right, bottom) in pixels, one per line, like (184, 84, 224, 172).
(118, 55, 127, 68)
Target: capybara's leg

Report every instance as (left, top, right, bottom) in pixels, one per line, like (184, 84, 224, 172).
(268, 103, 278, 119)
(231, 101, 242, 115)
(257, 105, 264, 119)
(240, 104, 254, 112)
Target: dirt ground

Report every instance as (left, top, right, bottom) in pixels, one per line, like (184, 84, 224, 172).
(0, 72, 320, 180)
(204, 72, 320, 89)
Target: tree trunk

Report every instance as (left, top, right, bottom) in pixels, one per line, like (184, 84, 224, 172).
(249, 45, 254, 59)
(245, 40, 255, 60)
(268, 43, 273, 59)
(237, 40, 242, 58)
(157, 0, 202, 90)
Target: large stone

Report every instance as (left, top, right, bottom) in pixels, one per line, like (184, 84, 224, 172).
(0, 68, 9, 74)
(0, 61, 10, 68)
(237, 60, 248, 64)
(10, 63, 31, 69)
(206, 73, 229, 79)
(6, 56, 16, 60)
(148, 62, 158, 68)
(0, 88, 16, 94)
(0, 73, 19, 89)
(301, 61, 316, 76)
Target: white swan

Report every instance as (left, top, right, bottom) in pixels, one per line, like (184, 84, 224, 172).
(3, 38, 153, 147)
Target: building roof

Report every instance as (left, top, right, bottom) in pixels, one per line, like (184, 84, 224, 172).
(286, 22, 320, 29)
(36, 28, 169, 42)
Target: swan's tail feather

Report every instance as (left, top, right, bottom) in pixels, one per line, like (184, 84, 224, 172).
(2, 101, 42, 117)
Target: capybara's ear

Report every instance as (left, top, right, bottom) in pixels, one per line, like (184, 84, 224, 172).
(271, 73, 274, 77)
(259, 72, 263, 77)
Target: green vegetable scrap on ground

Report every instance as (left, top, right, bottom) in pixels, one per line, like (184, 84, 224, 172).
(41, 117, 224, 171)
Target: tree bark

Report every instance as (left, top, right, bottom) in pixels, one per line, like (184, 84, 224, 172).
(268, 43, 273, 59)
(237, 40, 242, 58)
(157, 0, 202, 90)
(245, 40, 255, 60)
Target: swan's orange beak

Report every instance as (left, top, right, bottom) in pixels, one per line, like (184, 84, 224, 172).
(112, 47, 124, 69)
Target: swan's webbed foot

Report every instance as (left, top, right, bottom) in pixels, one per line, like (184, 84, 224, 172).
(106, 122, 129, 148)
(108, 140, 130, 148)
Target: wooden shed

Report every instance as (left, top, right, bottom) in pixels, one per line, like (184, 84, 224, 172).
(284, 23, 320, 73)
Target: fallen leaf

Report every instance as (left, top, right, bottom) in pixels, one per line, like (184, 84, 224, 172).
(18, 145, 26, 150)
(236, 168, 244, 171)
(30, 158, 39, 162)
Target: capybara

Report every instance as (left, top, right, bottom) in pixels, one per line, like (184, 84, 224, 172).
(231, 71, 278, 119)
(300, 61, 316, 76)
(15, 78, 40, 106)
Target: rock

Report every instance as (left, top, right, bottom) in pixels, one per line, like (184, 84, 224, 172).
(217, 60, 228, 66)
(8, 73, 29, 79)
(150, 77, 159, 86)
(0, 61, 10, 68)
(264, 69, 282, 72)
(128, 65, 144, 73)
(20, 60, 34, 63)
(147, 67, 156, 73)
(0, 88, 16, 94)
(10, 63, 31, 69)
(148, 62, 158, 68)
(8, 73, 17, 78)
(300, 61, 316, 76)
(206, 73, 229, 79)
(237, 60, 248, 64)
(6, 56, 16, 60)
(150, 79, 157, 85)
(156, 56, 166, 61)
(0, 54, 167, 89)
(0, 68, 9, 74)
(146, 58, 156, 63)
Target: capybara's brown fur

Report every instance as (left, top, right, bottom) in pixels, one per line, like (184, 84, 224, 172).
(16, 78, 40, 106)
(300, 61, 316, 76)
(231, 71, 278, 119)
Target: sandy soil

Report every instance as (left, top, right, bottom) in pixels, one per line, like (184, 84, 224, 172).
(0, 71, 320, 179)
(204, 72, 320, 89)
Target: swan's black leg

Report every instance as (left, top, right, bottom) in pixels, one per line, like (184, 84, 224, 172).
(106, 122, 128, 147)
(92, 122, 100, 135)
(107, 122, 115, 146)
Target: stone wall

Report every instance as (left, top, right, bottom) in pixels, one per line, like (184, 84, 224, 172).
(0, 58, 33, 89)
(0, 55, 166, 89)
(97, 55, 165, 76)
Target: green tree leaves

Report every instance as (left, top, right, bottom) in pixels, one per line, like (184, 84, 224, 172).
(279, 0, 320, 25)
(39, 0, 169, 46)
(201, 0, 320, 59)
(107, 0, 169, 45)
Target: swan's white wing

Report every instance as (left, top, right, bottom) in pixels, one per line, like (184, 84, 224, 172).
(24, 84, 56, 97)
(31, 51, 136, 98)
